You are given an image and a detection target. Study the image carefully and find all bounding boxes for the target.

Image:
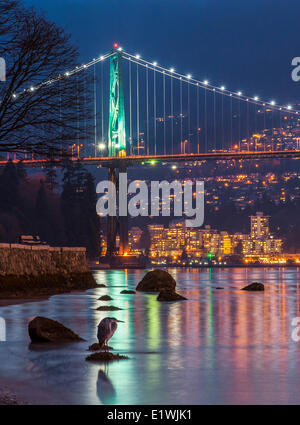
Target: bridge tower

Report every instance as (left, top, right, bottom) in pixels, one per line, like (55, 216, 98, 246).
(106, 47, 128, 257)
(108, 50, 126, 157)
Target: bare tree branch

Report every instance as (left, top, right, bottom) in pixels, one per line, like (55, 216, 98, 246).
(0, 0, 94, 157)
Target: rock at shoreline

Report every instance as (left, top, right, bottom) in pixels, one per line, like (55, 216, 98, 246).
(241, 282, 265, 291)
(86, 352, 128, 362)
(120, 290, 136, 294)
(96, 305, 122, 311)
(136, 269, 176, 292)
(98, 295, 113, 301)
(157, 289, 187, 302)
(28, 316, 84, 343)
(88, 342, 113, 351)
(97, 284, 107, 288)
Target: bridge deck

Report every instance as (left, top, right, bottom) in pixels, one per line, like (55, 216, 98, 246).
(1, 150, 300, 167)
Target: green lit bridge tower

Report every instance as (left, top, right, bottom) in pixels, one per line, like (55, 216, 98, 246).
(108, 50, 126, 157)
(106, 48, 128, 258)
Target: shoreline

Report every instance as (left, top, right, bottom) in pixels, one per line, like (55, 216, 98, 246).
(0, 296, 49, 308)
(0, 288, 94, 308)
(0, 271, 97, 308)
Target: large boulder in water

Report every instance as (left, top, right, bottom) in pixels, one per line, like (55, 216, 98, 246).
(241, 282, 264, 291)
(157, 289, 187, 302)
(136, 269, 176, 292)
(28, 316, 84, 343)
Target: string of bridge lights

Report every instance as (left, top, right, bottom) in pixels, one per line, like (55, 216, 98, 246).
(11, 51, 113, 100)
(121, 48, 298, 114)
(10, 43, 299, 115)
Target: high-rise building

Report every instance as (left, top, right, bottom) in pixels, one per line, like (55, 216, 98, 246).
(128, 226, 143, 255)
(219, 232, 232, 255)
(148, 224, 166, 259)
(250, 212, 270, 239)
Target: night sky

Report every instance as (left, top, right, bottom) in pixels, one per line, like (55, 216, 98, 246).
(23, 0, 300, 106)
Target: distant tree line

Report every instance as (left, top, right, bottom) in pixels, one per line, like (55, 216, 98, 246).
(0, 160, 100, 259)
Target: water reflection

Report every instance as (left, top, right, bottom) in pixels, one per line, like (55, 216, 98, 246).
(96, 368, 116, 404)
(0, 267, 300, 404)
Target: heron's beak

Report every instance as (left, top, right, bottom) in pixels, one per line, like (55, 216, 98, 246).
(116, 320, 124, 322)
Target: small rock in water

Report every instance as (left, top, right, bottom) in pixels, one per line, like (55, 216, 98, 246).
(86, 352, 128, 362)
(97, 284, 107, 288)
(215, 287, 224, 290)
(98, 295, 113, 301)
(28, 316, 84, 343)
(241, 282, 265, 291)
(96, 305, 122, 311)
(157, 289, 187, 302)
(88, 342, 113, 351)
(120, 290, 136, 294)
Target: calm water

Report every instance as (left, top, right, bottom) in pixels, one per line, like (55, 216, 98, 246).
(1, 267, 300, 405)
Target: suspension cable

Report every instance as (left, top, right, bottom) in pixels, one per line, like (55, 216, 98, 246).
(204, 89, 207, 152)
(163, 72, 166, 155)
(76, 74, 79, 158)
(84, 70, 87, 157)
(122, 51, 299, 114)
(221, 94, 224, 151)
(93, 63, 97, 157)
(238, 97, 241, 150)
(154, 68, 157, 155)
(171, 76, 174, 154)
(129, 59, 132, 152)
(197, 84, 200, 154)
(101, 61, 104, 144)
(180, 78, 183, 153)
(137, 63, 140, 154)
(230, 95, 233, 147)
(213, 89, 216, 151)
(146, 65, 149, 155)
(187, 82, 190, 153)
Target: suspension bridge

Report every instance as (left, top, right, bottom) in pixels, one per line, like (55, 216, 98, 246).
(4, 43, 300, 260)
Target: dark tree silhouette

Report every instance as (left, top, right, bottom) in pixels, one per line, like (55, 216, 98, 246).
(16, 160, 27, 180)
(35, 180, 51, 242)
(44, 161, 58, 191)
(0, 160, 20, 212)
(61, 161, 100, 258)
(0, 0, 92, 156)
(138, 227, 151, 251)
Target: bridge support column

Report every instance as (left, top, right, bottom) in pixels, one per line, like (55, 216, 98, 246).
(118, 166, 128, 255)
(106, 166, 128, 257)
(106, 167, 117, 256)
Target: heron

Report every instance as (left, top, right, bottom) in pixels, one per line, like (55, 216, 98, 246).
(97, 317, 124, 350)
